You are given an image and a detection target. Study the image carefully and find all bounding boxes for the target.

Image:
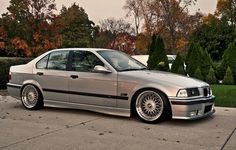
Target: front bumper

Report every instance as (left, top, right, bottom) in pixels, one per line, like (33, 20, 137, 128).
(169, 96, 215, 120)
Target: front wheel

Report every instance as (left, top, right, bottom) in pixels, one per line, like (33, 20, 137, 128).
(134, 90, 170, 123)
(21, 85, 43, 110)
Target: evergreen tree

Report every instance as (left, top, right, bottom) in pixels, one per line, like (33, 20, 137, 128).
(223, 67, 235, 85)
(201, 46, 213, 77)
(217, 39, 236, 82)
(186, 43, 202, 77)
(224, 40, 236, 80)
(177, 66, 186, 75)
(186, 42, 213, 80)
(216, 61, 227, 80)
(171, 53, 184, 74)
(58, 3, 94, 48)
(185, 42, 195, 65)
(206, 67, 217, 84)
(147, 34, 158, 69)
(147, 34, 169, 71)
(193, 67, 204, 81)
(190, 14, 235, 61)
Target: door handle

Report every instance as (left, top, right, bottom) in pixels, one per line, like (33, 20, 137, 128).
(37, 72, 44, 76)
(70, 75, 78, 79)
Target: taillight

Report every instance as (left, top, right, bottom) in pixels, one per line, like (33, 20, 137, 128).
(8, 72, 12, 81)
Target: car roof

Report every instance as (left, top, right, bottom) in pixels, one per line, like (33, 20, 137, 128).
(49, 48, 113, 52)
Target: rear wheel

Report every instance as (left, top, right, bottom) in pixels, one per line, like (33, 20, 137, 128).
(21, 85, 43, 110)
(134, 90, 169, 123)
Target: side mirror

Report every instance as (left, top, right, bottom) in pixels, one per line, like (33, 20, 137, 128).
(93, 65, 112, 73)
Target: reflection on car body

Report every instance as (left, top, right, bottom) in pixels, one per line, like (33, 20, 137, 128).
(131, 55, 176, 69)
(7, 48, 215, 123)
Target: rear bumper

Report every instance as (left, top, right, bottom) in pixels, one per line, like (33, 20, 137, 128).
(169, 96, 215, 120)
(7, 83, 22, 99)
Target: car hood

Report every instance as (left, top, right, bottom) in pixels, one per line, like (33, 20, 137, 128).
(119, 70, 209, 89)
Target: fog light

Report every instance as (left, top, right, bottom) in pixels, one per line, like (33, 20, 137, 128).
(190, 111, 197, 117)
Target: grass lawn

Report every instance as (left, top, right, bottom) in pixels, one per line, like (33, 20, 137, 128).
(211, 85, 236, 107)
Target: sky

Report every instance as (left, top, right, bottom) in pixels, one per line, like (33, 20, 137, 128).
(0, 0, 218, 24)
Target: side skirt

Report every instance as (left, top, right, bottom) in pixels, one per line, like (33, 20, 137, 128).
(44, 100, 131, 117)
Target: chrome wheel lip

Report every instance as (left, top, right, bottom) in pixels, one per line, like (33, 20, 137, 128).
(136, 91, 164, 122)
(21, 85, 38, 109)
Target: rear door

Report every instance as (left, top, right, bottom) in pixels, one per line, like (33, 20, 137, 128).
(68, 50, 117, 107)
(34, 50, 70, 102)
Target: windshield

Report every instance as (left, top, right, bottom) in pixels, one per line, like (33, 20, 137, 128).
(97, 50, 147, 72)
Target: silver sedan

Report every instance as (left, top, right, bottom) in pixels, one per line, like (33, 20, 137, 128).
(7, 48, 215, 123)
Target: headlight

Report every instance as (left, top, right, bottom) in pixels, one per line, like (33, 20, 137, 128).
(177, 89, 188, 97)
(177, 88, 200, 97)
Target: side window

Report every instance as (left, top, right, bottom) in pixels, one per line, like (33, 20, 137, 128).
(71, 51, 104, 72)
(36, 55, 49, 69)
(47, 51, 69, 71)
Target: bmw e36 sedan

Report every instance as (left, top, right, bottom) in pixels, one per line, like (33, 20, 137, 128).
(7, 48, 215, 123)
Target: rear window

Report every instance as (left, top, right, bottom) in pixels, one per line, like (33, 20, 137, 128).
(36, 55, 49, 69)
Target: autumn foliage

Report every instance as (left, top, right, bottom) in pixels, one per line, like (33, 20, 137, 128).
(108, 33, 136, 55)
(0, 0, 92, 57)
(1, 0, 236, 62)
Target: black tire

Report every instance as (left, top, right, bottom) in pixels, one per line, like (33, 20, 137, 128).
(21, 84, 44, 110)
(133, 89, 170, 123)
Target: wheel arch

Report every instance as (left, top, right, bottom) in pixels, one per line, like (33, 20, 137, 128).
(21, 80, 44, 98)
(130, 87, 172, 118)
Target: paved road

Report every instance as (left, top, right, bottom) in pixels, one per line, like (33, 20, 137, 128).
(0, 95, 236, 150)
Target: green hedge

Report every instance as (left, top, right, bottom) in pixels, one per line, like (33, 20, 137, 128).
(0, 57, 33, 89)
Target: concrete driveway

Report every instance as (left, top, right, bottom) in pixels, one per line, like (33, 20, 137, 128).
(0, 95, 235, 150)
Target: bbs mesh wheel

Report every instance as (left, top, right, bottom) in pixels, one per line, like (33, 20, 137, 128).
(134, 90, 170, 123)
(21, 85, 43, 110)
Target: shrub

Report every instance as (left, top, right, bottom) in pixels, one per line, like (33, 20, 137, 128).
(201, 46, 213, 77)
(185, 42, 195, 66)
(206, 67, 217, 84)
(216, 61, 227, 80)
(186, 43, 202, 77)
(171, 53, 184, 74)
(0, 57, 32, 89)
(218, 39, 236, 82)
(186, 42, 213, 80)
(193, 67, 204, 81)
(147, 34, 169, 71)
(223, 67, 235, 85)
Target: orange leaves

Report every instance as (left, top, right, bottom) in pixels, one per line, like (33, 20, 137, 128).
(0, 27, 7, 49)
(0, 27, 7, 39)
(215, 0, 236, 25)
(109, 33, 136, 55)
(202, 14, 217, 24)
(215, 0, 229, 15)
(0, 0, 62, 57)
(33, 32, 41, 42)
(11, 37, 32, 57)
(0, 42, 4, 49)
(43, 37, 61, 52)
(32, 29, 62, 56)
(176, 37, 188, 53)
(135, 34, 149, 54)
(11, 37, 29, 50)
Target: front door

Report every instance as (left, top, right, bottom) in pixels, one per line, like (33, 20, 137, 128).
(68, 50, 117, 107)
